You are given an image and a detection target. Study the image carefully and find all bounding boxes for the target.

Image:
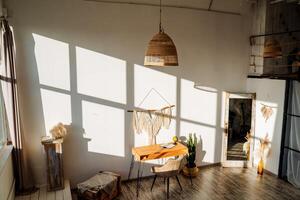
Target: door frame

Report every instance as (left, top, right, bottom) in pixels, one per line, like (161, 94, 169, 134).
(221, 92, 256, 168)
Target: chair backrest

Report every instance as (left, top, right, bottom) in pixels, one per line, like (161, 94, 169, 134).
(166, 155, 184, 172)
(152, 155, 186, 176)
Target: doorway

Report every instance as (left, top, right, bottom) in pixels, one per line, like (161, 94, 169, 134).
(222, 92, 256, 167)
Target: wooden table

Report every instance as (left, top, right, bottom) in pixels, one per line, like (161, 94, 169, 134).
(128, 142, 188, 197)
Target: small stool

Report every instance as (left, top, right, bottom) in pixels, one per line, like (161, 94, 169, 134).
(77, 171, 121, 200)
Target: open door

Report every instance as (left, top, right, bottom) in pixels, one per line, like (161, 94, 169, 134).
(222, 92, 256, 167)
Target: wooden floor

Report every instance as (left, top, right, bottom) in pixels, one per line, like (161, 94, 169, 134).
(119, 166, 300, 200)
(15, 180, 72, 200)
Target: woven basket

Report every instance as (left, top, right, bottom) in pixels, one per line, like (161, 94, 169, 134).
(144, 31, 178, 66)
(263, 39, 282, 58)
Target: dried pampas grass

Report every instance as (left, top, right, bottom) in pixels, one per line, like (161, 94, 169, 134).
(50, 123, 67, 139)
(243, 132, 253, 160)
(256, 134, 271, 160)
(261, 105, 273, 122)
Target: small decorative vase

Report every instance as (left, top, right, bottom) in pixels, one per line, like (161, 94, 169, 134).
(183, 165, 199, 177)
(257, 158, 264, 175)
(172, 136, 178, 144)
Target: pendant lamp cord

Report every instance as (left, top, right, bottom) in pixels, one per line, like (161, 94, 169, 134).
(159, 0, 163, 33)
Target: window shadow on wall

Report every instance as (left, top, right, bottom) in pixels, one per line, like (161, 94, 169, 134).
(26, 32, 223, 186)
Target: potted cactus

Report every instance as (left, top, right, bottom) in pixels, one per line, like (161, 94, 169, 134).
(183, 133, 199, 177)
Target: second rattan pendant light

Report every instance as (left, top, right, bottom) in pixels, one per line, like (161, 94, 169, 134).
(263, 39, 282, 58)
(263, 8, 282, 59)
(144, 0, 178, 67)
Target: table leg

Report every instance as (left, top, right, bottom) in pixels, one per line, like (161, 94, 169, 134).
(140, 161, 144, 178)
(136, 161, 141, 197)
(128, 155, 134, 180)
(167, 177, 170, 199)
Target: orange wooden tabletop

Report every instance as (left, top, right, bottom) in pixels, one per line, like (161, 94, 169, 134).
(132, 142, 188, 161)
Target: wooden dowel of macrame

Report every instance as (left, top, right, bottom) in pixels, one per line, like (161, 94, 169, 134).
(260, 103, 277, 109)
(127, 105, 175, 113)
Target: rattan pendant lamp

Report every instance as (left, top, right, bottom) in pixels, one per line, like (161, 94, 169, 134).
(144, 0, 178, 67)
(263, 39, 282, 58)
(263, 9, 282, 58)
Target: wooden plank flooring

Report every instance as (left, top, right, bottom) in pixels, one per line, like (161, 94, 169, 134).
(18, 168, 300, 200)
(15, 180, 71, 200)
(119, 166, 300, 200)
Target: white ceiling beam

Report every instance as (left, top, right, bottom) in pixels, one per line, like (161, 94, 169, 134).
(208, 0, 214, 11)
(84, 0, 242, 16)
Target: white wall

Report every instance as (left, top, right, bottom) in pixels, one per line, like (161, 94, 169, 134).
(5, 0, 252, 186)
(247, 78, 286, 175)
(0, 145, 15, 200)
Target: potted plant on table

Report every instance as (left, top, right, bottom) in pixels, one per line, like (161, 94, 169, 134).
(183, 133, 199, 177)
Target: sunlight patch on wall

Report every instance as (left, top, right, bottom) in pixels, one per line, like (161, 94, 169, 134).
(194, 84, 218, 93)
(82, 101, 124, 157)
(256, 100, 278, 139)
(253, 100, 278, 166)
(181, 79, 217, 126)
(40, 89, 71, 135)
(134, 65, 176, 110)
(180, 121, 216, 164)
(33, 34, 70, 90)
(76, 47, 126, 104)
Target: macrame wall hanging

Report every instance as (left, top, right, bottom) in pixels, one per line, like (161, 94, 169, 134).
(128, 88, 174, 145)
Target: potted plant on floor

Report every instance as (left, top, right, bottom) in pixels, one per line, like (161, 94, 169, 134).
(183, 133, 199, 177)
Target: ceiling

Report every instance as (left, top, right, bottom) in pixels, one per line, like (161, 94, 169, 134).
(86, 0, 252, 15)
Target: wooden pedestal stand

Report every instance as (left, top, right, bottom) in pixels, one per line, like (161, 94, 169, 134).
(41, 138, 64, 191)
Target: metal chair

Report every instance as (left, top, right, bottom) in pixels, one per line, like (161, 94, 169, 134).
(150, 156, 184, 199)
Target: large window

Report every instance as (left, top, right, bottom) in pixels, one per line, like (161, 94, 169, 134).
(0, 64, 10, 150)
(0, 70, 9, 150)
(0, 27, 14, 150)
(0, 94, 7, 149)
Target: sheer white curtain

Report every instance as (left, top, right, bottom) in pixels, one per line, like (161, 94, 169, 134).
(1, 19, 35, 194)
(287, 81, 300, 188)
(0, 22, 10, 150)
(0, 80, 9, 149)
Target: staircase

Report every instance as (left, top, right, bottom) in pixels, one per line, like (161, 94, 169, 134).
(227, 142, 247, 160)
